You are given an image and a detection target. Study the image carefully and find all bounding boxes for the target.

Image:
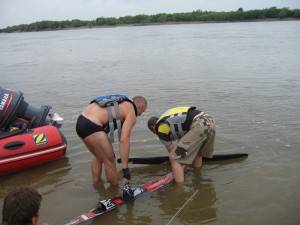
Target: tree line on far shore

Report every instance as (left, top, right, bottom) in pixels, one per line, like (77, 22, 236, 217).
(1, 7, 299, 33)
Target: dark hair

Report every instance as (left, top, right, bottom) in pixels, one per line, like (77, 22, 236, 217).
(2, 187, 42, 225)
(147, 116, 159, 130)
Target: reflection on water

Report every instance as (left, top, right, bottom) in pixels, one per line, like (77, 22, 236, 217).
(160, 170, 217, 225)
(0, 157, 71, 198)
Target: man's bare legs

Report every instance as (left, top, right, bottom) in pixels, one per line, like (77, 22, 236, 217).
(192, 155, 203, 168)
(84, 132, 118, 185)
(170, 157, 186, 183)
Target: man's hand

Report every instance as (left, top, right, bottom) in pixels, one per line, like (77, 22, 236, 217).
(160, 160, 171, 166)
(122, 168, 131, 181)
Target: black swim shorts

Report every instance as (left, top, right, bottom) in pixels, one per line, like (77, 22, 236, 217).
(76, 114, 104, 139)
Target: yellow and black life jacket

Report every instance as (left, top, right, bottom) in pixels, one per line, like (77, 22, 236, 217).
(155, 106, 196, 140)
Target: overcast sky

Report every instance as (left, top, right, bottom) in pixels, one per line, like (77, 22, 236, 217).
(1, 0, 299, 28)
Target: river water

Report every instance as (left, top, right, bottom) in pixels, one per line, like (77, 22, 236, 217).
(0, 21, 300, 225)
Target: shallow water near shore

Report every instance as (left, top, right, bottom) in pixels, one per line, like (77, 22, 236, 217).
(0, 21, 300, 225)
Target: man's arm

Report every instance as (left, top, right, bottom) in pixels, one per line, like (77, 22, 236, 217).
(158, 137, 174, 153)
(156, 139, 174, 165)
(166, 144, 176, 153)
(119, 108, 136, 183)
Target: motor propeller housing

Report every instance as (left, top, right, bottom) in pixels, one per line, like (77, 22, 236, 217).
(0, 87, 61, 131)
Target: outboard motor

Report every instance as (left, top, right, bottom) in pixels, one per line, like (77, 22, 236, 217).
(0, 87, 60, 132)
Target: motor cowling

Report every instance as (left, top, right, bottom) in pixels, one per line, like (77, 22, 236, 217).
(0, 87, 55, 131)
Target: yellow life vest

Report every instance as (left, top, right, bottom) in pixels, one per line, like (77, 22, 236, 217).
(156, 106, 195, 140)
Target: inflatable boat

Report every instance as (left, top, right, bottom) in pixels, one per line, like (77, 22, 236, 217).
(0, 87, 67, 175)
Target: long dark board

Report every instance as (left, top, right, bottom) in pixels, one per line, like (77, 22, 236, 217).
(117, 153, 248, 164)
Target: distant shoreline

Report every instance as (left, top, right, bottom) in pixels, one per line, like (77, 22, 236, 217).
(52, 18, 300, 31)
(1, 17, 299, 33)
(2, 6, 299, 33)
